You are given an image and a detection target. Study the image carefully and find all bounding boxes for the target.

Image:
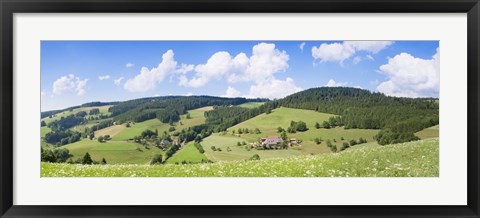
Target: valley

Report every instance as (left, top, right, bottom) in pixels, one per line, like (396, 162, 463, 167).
(40, 87, 439, 177)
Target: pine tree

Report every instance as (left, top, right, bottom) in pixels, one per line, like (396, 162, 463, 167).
(82, 152, 93, 165)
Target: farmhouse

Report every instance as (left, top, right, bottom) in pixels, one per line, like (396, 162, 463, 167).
(261, 136, 283, 147)
(159, 140, 171, 146)
(157, 140, 171, 150)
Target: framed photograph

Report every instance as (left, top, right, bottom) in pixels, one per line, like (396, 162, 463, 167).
(1, 0, 479, 217)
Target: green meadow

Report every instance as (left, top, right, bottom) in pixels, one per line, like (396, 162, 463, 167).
(40, 126, 51, 137)
(110, 119, 165, 141)
(52, 106, 214, 164)
(201, 134, 303, 162)
(42, 138, 439, 177)
(41, 101, 439, 177)
(42, 105, 439, 166)
(229, 107, 334, 132)
(165, 142, 208, 164)
(41, 105, 112, 124)
(111, 106, 211, 141)
(197, 107, 380, 162)
(238, 102, 265, 108)
(178, 106, 212, 128)
(415, 125, 439, 139)
(62, 139, 164, 164)
(94, 124, 127, 138)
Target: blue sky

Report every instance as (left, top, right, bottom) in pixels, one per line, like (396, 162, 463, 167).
(41, 41, 439, 111)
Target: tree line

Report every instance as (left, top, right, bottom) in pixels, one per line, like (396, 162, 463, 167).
(109, 96, 267, 124)
(197, 87, 438, 145)
(41, 101, 117, 119)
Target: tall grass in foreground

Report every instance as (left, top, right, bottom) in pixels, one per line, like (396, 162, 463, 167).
(41, 138, 438, 177)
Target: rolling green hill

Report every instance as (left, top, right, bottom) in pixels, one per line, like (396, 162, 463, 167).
(111, 119, 166, 141)
(238, 102, 265, 108)
(40, 89, 439, 177)
(415, 125, 439, 139)
(200, 107, 379, 162)
(41, 105, 112, 125)
(165, 142, 208, 164)
(229, 107, 334, 132)
(62, 139, 164, 164)
(111, 106, 212, 141)
(201, 134, 304, 162)
(42, 138, 439, 177)
(40, 126, 51, 137)
(56, 106, 214, 164)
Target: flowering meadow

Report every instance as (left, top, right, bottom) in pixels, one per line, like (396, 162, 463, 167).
(41, 138, 438, 177)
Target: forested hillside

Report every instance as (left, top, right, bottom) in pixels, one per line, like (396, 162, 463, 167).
(41, 101, 117, 119)
(41, 87, 439, 165)
(201, 87, 438, 145)
(277, 87, 438, 129)
(41, 96, 267, 149)
(109, 96, 267, 123)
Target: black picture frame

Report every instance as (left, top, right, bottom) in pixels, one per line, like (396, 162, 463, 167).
(1, 0, 479, 217)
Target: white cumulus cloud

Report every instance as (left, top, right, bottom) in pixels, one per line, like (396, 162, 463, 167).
(223, 86, 241, 98)
(76, 79, 88, 96)
(345, 41, 393, 53)
(377, 48, 439, 98)
(124, 50, 177, 92)
(98, 75, 110, 80)
(126, 63, 134, 68)
(312, 41, 393, 63)
(182, 51, 242, 88)
(52, 74, 88, 96)
(247, 78, 302, 99)
(120, 43, 299, 99)
(242, 43, 289, 83)
(180, 43, 289, 87)
(177, 64, 194, 74)
(325, 79, 348, 87)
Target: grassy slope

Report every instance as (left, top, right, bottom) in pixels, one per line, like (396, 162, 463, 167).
(62, 139, 164, 164)
(201, 134, 303, 162)
(238, 102, 265, 108)
(202, 107, 379, 161)
(165, 142, 208, 164)
(41, 105, 112, 124)
(56, 106, 213, 164)
(44, 105, 437, 166)
(229, 107, 334, 132)
(111, 119, 165, 141)
(42, 138, 439, 177)
(42, 106, 113, 142)
(40, 126, 56, 149)
(95, 124, 127, 138)
(40, 126, 51, 137)
(179, 106, 211, 128)
(415, 125, 439, 139)
(112, 106, 211, 141)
